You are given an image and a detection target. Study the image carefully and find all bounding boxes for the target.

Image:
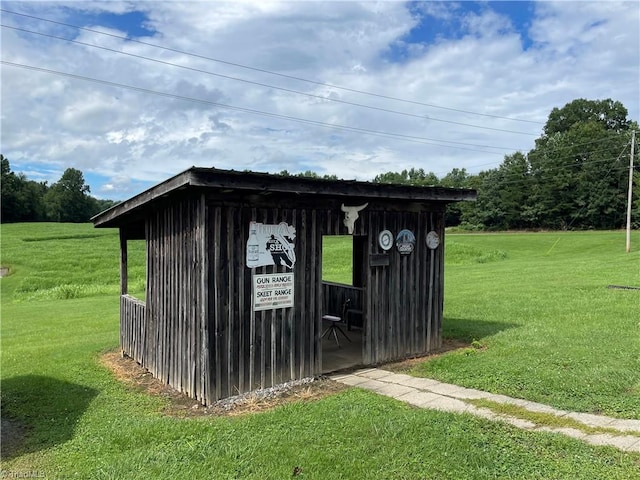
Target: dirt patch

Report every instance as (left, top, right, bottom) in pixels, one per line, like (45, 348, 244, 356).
(100, 352, 348, 418)
(0, 267, 9, 278)
(100, 339, 470, 418)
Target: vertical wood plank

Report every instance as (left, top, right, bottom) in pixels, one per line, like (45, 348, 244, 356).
(120, 230, 128, 296)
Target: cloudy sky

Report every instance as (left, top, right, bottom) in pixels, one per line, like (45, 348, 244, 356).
(1, 1, 638, 200)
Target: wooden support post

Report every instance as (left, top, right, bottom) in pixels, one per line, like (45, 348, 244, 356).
(626, 130, 635, 253)
(120, 229, 128, 295)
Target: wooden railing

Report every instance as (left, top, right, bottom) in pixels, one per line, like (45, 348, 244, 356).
(120, 294, 146, 364)
(321, 282, 364, 328)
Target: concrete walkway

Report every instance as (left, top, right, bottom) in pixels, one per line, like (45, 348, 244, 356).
(330, 368, 640, 453)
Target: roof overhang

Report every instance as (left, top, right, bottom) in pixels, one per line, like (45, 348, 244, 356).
(92, 167, 477, 228)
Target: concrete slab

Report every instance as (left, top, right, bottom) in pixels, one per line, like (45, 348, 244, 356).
(482, 393, 519, 404)
(444, 387, 491, 400)
(424, 396, 472, 414)
(512, 400, 568, 417)
(393, 376, 443, 390)
(383, 372, 420, 384)
(396, 390, 443, 408)
(593, 434, 640, 451)
(330, 374, 370, 387)
(607, 419, 640, 433)
(357, 369, 395, 380)
(499, 416, 537, 429)
(583, 433, 625, 449)
(376, 383, 416, 398)
(565, 412, 616, 429)
(352, 368, 379, 376)
(537, 426, 588, 440)
(332, 367, 640, 453)
(428, 383, 471, 397)
(471, 407, 502, 421)
(355, 379, 390, 392)
(622, 438, 640, 453)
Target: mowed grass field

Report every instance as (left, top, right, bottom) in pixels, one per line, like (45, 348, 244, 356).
(1, 223, 639, 479)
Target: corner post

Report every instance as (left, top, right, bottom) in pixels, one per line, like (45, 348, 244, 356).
(120, 229, 128, 295)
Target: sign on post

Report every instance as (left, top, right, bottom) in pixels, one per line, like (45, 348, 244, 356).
(252, 273, 294, 311)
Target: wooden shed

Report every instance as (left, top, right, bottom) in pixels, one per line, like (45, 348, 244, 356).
(92, 167, 476, 404)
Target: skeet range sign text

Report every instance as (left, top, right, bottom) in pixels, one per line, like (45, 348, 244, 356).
(252, 273, 295, 311)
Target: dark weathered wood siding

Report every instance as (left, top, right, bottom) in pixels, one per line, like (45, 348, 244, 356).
(120, 294, 146, 362)
(206, 200, 324, 401)
(138, 194, 209, 402)
(360, 207, 446, 365)
(119, 193, 448, 405)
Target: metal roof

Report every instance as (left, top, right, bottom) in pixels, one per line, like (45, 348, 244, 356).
(92, 167, 476, 228)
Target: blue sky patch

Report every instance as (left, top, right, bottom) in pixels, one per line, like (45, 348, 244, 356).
(65, 9, 155, 39)
(385, 1, 536, 62)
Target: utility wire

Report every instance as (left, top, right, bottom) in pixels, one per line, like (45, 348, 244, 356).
(433, 150, 631, 178)
(2, 24, 537, 137)
(3, 20, 617, 153)
(447, 131, 638, 175)
(550, 143, 631, 233)
(0, 60, 515, 155)
(467, 150, 631, 190)
(2, 58, 629, 178)
(1, 8, 544, 126)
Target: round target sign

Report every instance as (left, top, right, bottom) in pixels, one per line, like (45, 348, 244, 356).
(378, 230, 393, 251)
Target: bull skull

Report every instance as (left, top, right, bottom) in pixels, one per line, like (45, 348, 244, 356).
(341, 203, 368, 234)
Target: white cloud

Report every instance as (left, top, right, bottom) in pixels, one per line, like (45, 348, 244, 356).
(1, 1, 638, 200)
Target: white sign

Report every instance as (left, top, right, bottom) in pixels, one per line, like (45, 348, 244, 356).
(246, 221, 296, 269)
(253, 273, 295, 311)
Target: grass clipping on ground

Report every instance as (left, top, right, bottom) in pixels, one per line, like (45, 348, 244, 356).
(100, 351, 348, 418)
(100, 338, 469, 418)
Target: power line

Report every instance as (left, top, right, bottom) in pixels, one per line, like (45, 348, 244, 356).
(0, 8, 545, 126)
(0, 60, 515, 155)
(469, 150, 631, 190)
(452, 131, 639, 175)
(1, 24, 537, 137)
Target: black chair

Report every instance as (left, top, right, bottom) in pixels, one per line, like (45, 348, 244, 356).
(321, 299, 352, 347)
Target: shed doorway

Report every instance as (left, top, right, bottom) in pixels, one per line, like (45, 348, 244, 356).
(321, 235, 367, 372)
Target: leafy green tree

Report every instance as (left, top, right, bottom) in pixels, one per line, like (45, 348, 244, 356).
(373, 168, 439, 186)
(440, 168, 474, 226)
(528, 101, 634, 229)
(277, 169, 338, 180)
(44, 168, 94, 222)
(461, 168, 502, 230)
(496, 152, 532, 229)
(1, 155, 48, 222)
(91, 198, 120, 216)
(1, 155, 20, 222)
(544, 98, 630, 136)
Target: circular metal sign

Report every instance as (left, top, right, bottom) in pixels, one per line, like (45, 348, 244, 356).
(396, 229, 416, 255)
(426, 231, 440, 249)
(378, 230, 394, 251)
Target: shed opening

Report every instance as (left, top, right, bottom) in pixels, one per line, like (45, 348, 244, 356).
(119, 235, 147, 302)
(321, 235, 366, 372)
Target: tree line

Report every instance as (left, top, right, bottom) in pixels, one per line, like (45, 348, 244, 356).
(372, 98, 639, 230)
(2, 98, 638, 229)
(1, 157, 118, 223)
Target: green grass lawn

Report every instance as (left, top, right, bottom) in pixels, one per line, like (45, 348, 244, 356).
(1, 223, 639, 478)
(428, 231, 640, 419)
